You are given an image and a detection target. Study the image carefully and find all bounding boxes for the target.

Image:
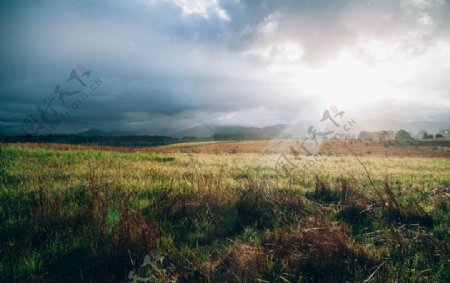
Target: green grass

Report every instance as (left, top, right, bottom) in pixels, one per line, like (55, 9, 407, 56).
(0, 144, 449, 282)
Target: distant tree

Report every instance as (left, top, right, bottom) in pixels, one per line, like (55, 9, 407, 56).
(435, 134, 444, 138)
(395, 129, 413, 140)
(422, 131, 433, 139)
(358, 131, 369, 140)
(438, 129, 450, 137)
(378, 130, 389, 142)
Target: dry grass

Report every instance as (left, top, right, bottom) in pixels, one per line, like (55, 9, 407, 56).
(6, 138, 450, 157)
(0, 143, 449, 282)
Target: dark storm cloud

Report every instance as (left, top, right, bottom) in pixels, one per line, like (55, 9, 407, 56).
(0, 0, 449, 135)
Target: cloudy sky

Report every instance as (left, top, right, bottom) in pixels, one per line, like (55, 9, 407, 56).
(1, 0, 449, 135)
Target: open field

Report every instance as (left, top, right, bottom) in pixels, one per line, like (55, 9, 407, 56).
(0, 141, 449, 282)
(8, 138, 450, 157)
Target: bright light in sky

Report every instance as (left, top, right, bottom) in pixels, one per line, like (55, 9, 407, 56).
(0, 0, 449, 135)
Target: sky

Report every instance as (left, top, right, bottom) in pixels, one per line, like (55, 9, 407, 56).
(0, 0, 449, 135)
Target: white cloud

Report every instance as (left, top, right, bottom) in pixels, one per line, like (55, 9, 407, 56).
(170, 0, 230, 21)
(257, 13, 280, 36)
(240, 12, 280, 37)
(241, 41, 304, 75)
(400, 0, 445, 35)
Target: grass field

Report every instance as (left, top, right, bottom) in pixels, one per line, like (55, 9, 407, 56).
(0, 140, 449, 282)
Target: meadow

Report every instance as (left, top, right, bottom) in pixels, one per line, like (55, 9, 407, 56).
(0, 140, 449, 282)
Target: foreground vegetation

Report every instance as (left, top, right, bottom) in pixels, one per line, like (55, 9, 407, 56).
(0, 143, 449, 282)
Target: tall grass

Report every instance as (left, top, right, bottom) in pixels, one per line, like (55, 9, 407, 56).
(0, 145, 449, 282)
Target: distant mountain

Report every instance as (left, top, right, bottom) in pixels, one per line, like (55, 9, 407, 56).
(166, 125, 214, 138)
(130, 124, 291, 139)
(212, 124, 291, 139)
(2, 120, 448, 139)
(76, 129, 134, 137)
